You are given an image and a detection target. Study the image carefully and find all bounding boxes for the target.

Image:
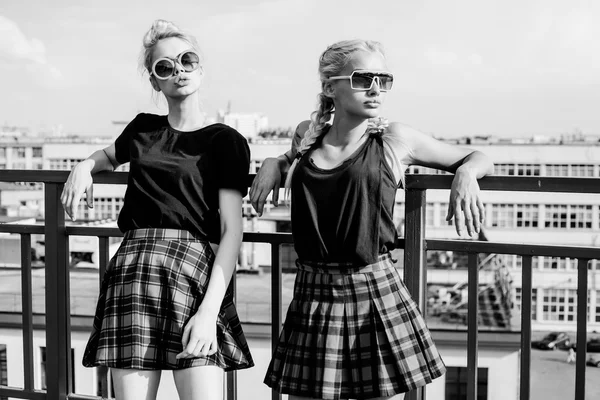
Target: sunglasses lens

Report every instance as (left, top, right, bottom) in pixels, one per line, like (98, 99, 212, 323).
(154, 60, 174, 78)
(180, 52, 200, 72)
(352, 73, 376, 89)
(378, 74, 394, 90)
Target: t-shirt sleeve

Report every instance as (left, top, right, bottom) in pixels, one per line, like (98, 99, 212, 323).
(216, 129, 251, 197)
(114, 114, 141, 165)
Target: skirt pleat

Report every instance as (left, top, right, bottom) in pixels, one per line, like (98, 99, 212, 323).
(264, 254, 445, 399)
(82, 228, 254, 371)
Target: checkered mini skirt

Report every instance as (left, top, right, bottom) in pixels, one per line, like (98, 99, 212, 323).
(82, 228, 254, 371)
(264, 254, 445, 399)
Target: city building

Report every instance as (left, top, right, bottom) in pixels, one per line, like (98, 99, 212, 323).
(1, 128, 599, 399)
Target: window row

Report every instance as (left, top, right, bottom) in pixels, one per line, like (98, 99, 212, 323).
(515, 289, 600, 323)
(494, 163, 596, 177)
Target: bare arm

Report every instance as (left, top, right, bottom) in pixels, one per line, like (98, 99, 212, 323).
(389, 122, 494, 236)
(177, 188, 243, 358)
(60, 144, 121, 221)
(249, 120, 309, 215)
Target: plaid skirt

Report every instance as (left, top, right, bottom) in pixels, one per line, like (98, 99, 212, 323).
(82, 228, 254, 371)
(264, 254, 445, 399)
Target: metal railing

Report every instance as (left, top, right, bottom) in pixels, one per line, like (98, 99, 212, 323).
(0, 170, 599, 400)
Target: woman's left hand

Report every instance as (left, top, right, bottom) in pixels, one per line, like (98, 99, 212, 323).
(176, 308, 218, 359)
(446, 167, 485, 237)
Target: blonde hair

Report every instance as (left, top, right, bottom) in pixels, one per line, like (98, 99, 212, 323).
(284, 39, 406, 191)
(139, 19, 204, 75)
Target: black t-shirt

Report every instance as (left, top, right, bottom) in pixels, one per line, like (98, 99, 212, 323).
(114, 113, 250, 242)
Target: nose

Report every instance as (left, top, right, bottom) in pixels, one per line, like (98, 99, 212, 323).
(173, 61, 185, 75)
(367, 77, 381, 95)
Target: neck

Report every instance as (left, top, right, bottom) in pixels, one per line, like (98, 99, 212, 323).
(166, 94, 205, 131)
(327, 114, 370, 146)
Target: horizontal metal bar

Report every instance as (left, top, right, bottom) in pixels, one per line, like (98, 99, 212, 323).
(2, 171, 599, 193)
(67, 394, 103, 400)
(0, 387, 47, 400)
(406, 175, 600, 193)
(0, 170, 128, 184)
(65, 226, 122, 237)
(243, 231, 294, 244)
(0, 224, 45, 234)
(426, 239, 600, 259)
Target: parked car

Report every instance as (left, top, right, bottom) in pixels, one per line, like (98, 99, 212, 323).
(572, 338, 600, 353)
(533, 332, 571, 350)
(586, 338, 600, 353)
(587, 354, 600, 367)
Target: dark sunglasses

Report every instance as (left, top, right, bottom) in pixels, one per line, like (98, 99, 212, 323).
(150, 50, 201, 80)
(328, 70, 394, 91)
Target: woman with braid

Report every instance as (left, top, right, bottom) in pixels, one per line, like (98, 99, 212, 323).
(250, 40, 494, 400)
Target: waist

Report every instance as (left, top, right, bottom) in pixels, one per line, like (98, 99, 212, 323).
(296, 253, 396, 275)
(123, 228, 206, 242)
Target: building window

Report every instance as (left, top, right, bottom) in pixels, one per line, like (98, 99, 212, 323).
(545, 164, 569, 177)
(490, 204, 515, 228)
(32, 147, 43, 158)
(494, 163, 513, 176)
(1, 344, 7, 400)
(542, 257, 577, 271)
(569, 205, 593, 229)
(515, 287, 538, 320)
(596, 291, 600, 323)
(570, 164, 594, 177)
(514, 255, 540, 270)
(426, 203, 435, 227)
(542, 289, 577, 322)
(445, 366, 488, 400)
(544, 205, 568, 228)
(0, 148, 5, 158)
(516, 164, 540, 176)
(14, 148, 26, 158)
(516, 204, 539, 227)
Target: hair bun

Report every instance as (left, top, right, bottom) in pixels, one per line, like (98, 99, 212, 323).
(142, 19, 180, 48)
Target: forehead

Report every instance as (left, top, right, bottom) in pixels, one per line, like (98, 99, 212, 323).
(152, 37, 192, 61)
(343, 51, 388, 73)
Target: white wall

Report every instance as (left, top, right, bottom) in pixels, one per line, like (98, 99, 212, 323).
(0, 327, 519, 400)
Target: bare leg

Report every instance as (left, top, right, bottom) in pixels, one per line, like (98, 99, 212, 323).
(111, 368, 161, 400)
(173, 365, 223, 400)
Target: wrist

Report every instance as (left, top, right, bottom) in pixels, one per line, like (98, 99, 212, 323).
(456, 164, 477, 179)
(77, 159, 95, 173)
(196, 301, 220, 318)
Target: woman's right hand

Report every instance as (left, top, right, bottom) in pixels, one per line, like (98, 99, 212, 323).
(249, 157, 283, 217)
(60, 161, 94, 221)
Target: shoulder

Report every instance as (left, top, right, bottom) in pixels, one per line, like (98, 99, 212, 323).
(209, 123, 248, 143)
(295, 120, 311, 135)
(130, 113, 167, 130)
(386, 122, 424, 143)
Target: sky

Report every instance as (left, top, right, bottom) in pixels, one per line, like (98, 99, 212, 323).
(0, 0, 599, 138)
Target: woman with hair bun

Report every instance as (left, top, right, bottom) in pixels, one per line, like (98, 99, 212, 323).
(251, 40, 494, 399)
(61, 19, 254, 400)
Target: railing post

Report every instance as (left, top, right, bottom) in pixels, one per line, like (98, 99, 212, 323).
(44, 183, 71, 400)
(466, 253, 479, 400)
(403, 188, 427, 400)
(271, 243, 282, 400)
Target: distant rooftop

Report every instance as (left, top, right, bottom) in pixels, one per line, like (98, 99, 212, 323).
(0, 182, 38, 191)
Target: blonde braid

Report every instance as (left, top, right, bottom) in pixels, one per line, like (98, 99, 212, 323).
(284, 94, 334, 191)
